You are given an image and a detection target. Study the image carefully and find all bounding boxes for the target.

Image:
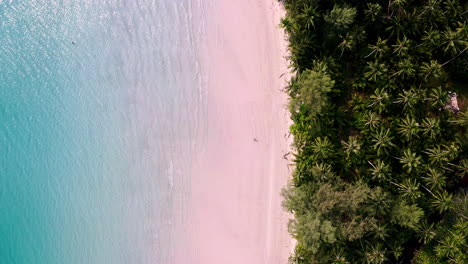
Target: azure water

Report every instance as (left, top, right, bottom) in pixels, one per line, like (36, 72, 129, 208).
(0, 1, 204, 263)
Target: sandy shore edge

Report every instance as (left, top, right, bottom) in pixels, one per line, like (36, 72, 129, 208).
(176, 1, 293, 263)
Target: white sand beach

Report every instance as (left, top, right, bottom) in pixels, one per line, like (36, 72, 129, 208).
(178, 1, 293, 263)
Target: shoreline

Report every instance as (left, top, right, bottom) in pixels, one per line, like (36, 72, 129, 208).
(177, 1, 293, 263)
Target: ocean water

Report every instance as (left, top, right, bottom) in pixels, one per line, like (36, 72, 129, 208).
(0, 0, 205, 263)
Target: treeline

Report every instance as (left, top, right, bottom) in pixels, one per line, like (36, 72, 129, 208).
(279, 0, 467, 263)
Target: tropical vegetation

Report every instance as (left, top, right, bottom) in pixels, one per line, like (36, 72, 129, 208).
(278, 0, 467, 263)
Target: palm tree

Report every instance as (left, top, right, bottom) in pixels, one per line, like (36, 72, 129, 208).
(449, 111, 468, 126)
(365, 3, 382, 22)
(369, 160, 391, 183)
(311, 137, 334, 161)
(300, 3, 319, 31)
(420, 60, 443, 79)
(280, 16, 294, 33)
(392, 58, 416, 79)
(365, 37, 388, 58)
(441, 27, 466, 56)
(372, 128, 395, 156)
(362, 111, 381, 130)
(416, 221, 436, 244)
(389, 242, 404, 260)
(431, 190, 453, 213)
(311, 163, 336, 182)
(422, 168, 446, 192)
(373, 223, 389, 240)
(331, 256, 350, 264)
(418, 0, 441, 18)
(421, 117, 440, 140)
(368, 88, 390, 113)
(392, 36, 411, 57)
(330, 248, 350, 264)
(386, 0, 410, 20)
(341, 136, 361, 158)
(362, 243, 387, 264)
(324, 5, 357, 32)
(424, 145, 449, 164)
(338, 35, 352, 53)
(455, 159, 468, 179)
(365, 61, 388, 82)
(455, 22, 467, 40)
(421, 28, 442, 48)
(345, 29, 366, 56)
(391, 0, 409, 8)
(435, 236, 465, 263)
(443, 0, 463, 16)
(311, 60, 329, 73)
(394, 88, 419, 112)
(428, 86, 446, 108)
(399, 149, 422, 173)
(369, 188, 392, 214)
(386, 16, 406, 38)
(393, 178, 422, 201)
(397, 116, 420, 141)
(443, 142, 460, 161)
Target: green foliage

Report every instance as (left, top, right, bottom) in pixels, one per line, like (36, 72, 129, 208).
(283, 181, 394, 261)
(421, 117, 441, 140)
(280, 0, 467, 262)
(363, 243, 387, 264)
(364, 3, 382, 23)
(399, 149, 423, 173)
(397, 116, 420, 141)
(289, 69, 335, 116)
(365, 61, 388, 82)
(416, 221, 436, 245)
(414, 193, 468, 264)
(371, 128, 395, 156)
(324, 5, 357, 32)
(341, 136, 361, 159)
(310, 137, 335, 161)
(431, 190, 453, 213)
(369, 160, 391, 183)
(423, 168, 447, 192)
(391, 199, 424, 230)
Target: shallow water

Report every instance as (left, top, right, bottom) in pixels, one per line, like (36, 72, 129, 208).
(0, 1, 205, 263)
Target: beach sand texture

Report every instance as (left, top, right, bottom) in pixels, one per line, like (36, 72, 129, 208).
(180, 1, 293, 263)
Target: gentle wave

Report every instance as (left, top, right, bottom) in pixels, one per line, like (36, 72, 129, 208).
(0, 0, 206, 263)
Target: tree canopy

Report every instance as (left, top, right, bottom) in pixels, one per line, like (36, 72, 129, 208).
(279, 0, 467, 263)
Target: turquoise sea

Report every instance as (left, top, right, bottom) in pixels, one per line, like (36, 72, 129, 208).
(0, 1, 205, 263)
